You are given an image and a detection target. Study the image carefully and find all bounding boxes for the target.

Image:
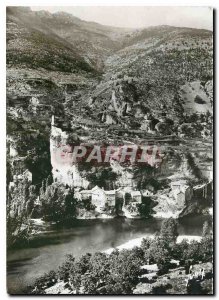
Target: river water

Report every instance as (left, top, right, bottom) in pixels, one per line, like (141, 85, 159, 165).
(7, 215, 210, 294)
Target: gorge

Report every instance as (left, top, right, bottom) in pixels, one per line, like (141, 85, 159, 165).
(6, 6, 213, 294)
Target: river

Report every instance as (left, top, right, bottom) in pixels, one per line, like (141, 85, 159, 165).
(7, 215, 211, 294)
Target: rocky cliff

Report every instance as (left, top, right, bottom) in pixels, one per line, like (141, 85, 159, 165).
(7, 7, 213, 224)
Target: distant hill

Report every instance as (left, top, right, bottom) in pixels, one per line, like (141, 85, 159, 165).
(7, 7, 97, 73)
(7, 7, 213, 133)
(6, 7, 133, 72)
(90, 25, 213, 124)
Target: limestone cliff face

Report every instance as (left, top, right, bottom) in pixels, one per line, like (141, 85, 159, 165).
(50, 122, 89, 188)
(7, 8, 213, 225)
(109, 160, 136, 189)
(50, 120, 198, 189)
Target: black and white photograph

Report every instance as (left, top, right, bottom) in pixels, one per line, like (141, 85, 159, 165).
(5, 4, 214, 295)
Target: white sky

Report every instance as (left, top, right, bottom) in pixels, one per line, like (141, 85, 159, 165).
(31, 6, 213, 30)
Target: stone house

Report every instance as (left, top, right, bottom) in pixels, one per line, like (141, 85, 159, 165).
(171, 180, 187, 192)
(142, 189, 153, 197)
(76, 186, 116, 208)
(75, 185, 145, 212)
(145, 183, 155, 192)
(91, 186, 106, 212)
(176, 190, 186, 206)
(105, 190, 116, 207)
(182, 185, 193, 202)
(171, 180, 193, 203)
(79, 189, 92, 201)
(130, 191, 142, 203)
(116, 187, 126, 199)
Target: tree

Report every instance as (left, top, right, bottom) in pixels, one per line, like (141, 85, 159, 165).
(146, 237, 171, 272)
(141, 237, 152, 253)
(106, 249, 143, 294)
(64, 189, 77, 220)
(202, 221, 211, 238)
(199, 221, 213, 262)
(159, 218, 178, 245)
(66, 249, 144, 295)
(172, 239, 189, 261)
(138, 196, 155, 218)
(200, 236, 213, 262)
(58, 254, 76, 282)
(182, 240, 200, 264)
(80, 252, 109, 294)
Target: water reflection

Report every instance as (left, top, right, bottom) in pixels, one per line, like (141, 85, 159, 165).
(7, 215, 211, 294)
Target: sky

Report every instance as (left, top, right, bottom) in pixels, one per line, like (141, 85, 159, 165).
(31, 6, 213, 30)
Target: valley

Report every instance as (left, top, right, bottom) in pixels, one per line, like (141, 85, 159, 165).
(6, 6, 214, 295)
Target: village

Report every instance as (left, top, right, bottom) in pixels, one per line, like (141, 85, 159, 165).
(7, 119, 213, 219)
(71, 176, 213, 217)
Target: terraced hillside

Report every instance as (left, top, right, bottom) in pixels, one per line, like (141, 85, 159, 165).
(91, 25, 213, 129)
(7, 7, 213, 222)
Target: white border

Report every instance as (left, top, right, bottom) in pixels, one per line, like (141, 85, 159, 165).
(1, 0, 217, 299)
(2, 0, 219, 6)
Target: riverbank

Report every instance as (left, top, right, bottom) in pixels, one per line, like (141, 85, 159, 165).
(7, 216, 210, 294)
(35, 230, 212, 295)
(103, 234, 202, 254)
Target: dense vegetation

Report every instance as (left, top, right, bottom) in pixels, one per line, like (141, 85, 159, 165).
(29, 219, 213, 295)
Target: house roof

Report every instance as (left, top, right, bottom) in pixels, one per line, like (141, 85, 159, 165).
(80, 190, 92, 194)
(105, 190, 115, 195)
(142, 189, 152, 195)
(116, 187, 123, 191)
(131, 191, 141, 197)
(91, 185, 103, 191)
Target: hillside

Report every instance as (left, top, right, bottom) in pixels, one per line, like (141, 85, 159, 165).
(91, 25, 213, 129)
(6, 7, 213, 221)
(6, 7, 134, 71)
(7, 7, 97, 73)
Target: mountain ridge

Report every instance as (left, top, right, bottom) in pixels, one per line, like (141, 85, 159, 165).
(7, 7, 212, 71)
(6, 6, 213, 189)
